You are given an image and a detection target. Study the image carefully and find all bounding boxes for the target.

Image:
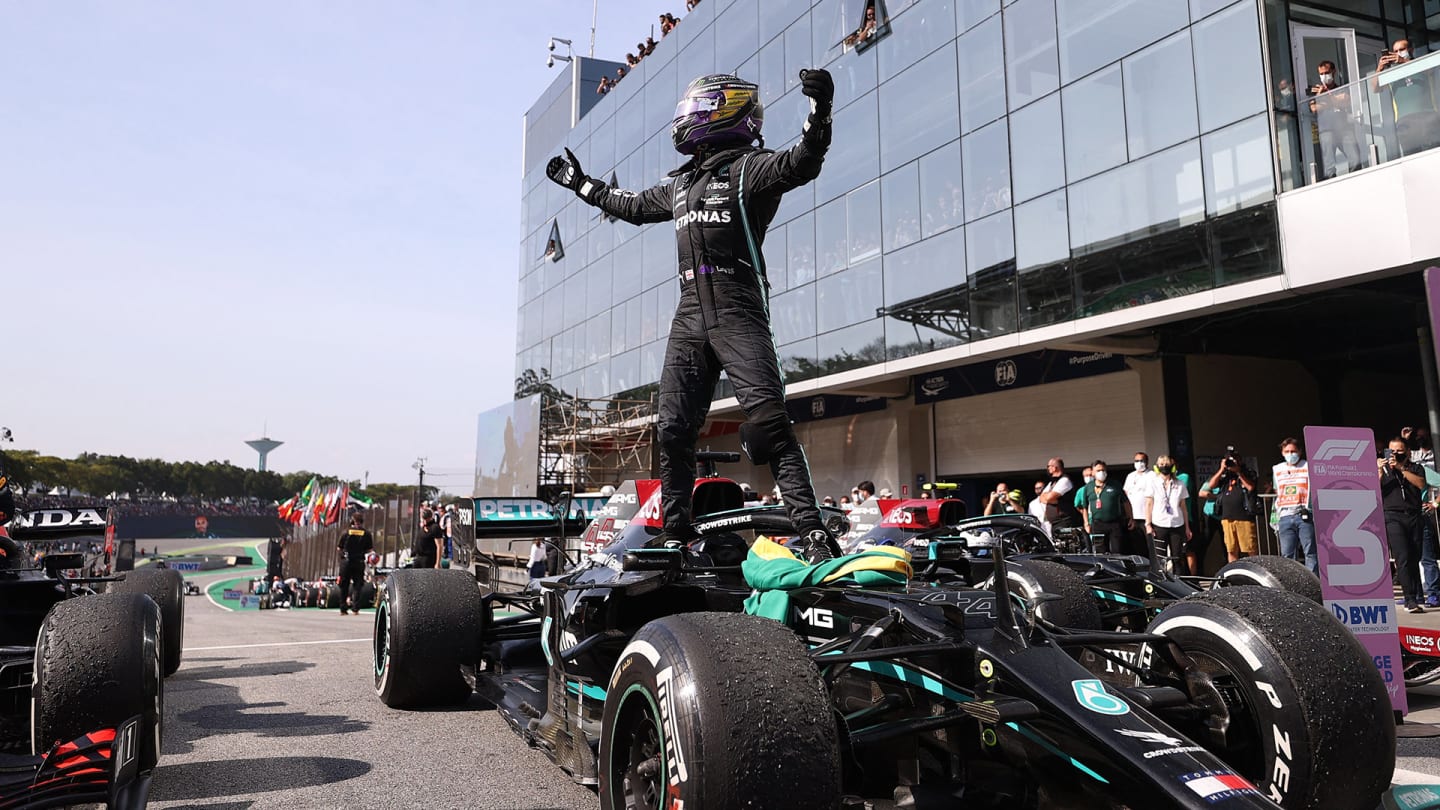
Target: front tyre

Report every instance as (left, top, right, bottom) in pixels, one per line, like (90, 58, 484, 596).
(1148, 587, 1394, 809)
(373, 569, 482, 708)
(984, 559, 1103, 630)
(1215, 555, 1322, 604)
(109, 566, 186, 676)
(599, 612, 840, 810)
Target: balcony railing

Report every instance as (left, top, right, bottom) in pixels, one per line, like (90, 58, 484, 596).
(1278, 50, 1440, 189)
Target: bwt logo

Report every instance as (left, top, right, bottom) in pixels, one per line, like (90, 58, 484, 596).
(1313, 440, 1368, 461)
(995, 360, 1018, 387)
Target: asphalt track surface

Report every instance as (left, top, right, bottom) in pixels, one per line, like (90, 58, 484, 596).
(144, 560, 1440, 809)
(147, 566, 599, 810)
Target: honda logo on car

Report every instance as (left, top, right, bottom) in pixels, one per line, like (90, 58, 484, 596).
(17, 508, 106, 528)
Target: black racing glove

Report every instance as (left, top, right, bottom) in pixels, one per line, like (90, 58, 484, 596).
(546, 147, 588, 194)
(799, 68, 834, 149)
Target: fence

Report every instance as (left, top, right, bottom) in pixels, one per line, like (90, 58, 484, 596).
(279, 499, 476, 581)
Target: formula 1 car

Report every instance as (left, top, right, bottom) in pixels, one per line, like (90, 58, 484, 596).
(1, 508, 183, 809)
(373, 464, 1393, 809)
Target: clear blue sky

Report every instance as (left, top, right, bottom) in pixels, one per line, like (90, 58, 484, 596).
(1, 0, 677, 492)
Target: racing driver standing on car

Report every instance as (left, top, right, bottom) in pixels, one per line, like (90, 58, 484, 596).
(545, 69, 839, 562)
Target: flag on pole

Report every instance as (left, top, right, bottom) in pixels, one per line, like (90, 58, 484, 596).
(348, 489, 375, 509)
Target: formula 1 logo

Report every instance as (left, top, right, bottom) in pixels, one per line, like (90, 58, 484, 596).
(1313, 440, 1368, 461)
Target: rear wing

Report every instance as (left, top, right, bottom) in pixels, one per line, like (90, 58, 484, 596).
(9, 507, 113, 542)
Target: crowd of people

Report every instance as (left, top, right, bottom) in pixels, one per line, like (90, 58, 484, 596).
(596, 9, 689, 96)
(16, 493, 275, 518)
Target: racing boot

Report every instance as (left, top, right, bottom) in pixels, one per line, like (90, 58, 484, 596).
(801, 528, 841, 564)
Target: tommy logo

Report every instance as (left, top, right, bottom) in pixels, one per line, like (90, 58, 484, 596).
(1313, 440, 1368, 461)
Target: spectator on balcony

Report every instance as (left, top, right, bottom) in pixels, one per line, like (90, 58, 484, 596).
(626, 52, 640, 68)
(1377, 39, 1440, 156)
(1309, 60, 1363, 178)
(686, 0, 701, 10)
(615, 66, 628, 83)
(597, 76, 612, 96)
(660, 13, 679, 36)
(844, 2, 879, 48)
(643, 36, 658, 56)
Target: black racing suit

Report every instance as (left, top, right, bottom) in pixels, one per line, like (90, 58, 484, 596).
(574, 127, 832, 538)
(337, 528, 373, 609)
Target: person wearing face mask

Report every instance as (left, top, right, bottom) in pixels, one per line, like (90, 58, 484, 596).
(1123, 451, 1155, 556)
(1376, 39, 1440, 156)
(1201, 450, 1258, 567)
(1074, 466, 1094, 514)
(1081, 461, 1130, 554)
(1381, 436, 1429, 613)
(1272, 438, 1317, 573)
(1143, 455, 1192, 575)
(1308, 60, 1363, 178)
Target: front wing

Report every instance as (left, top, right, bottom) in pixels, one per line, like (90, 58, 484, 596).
(0, 716, 148, 810)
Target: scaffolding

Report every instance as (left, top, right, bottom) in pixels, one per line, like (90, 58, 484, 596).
(538, 392, 656, 495)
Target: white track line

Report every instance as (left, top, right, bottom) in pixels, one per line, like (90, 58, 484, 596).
(1393, 768, 1440, 785)
(184, 637, 370, 652)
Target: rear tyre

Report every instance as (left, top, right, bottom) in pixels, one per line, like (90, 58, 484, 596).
(109, 567, 185, 676)
(599, 612, 841, 810)
(1215, 555, 1322, 604)
(33, 593, 163, 772)
(1148, 587, 1394, 809)
(373, 569, 482, 708)
(984, 559, 1103, 630)
(323, 585, 342, 609)
(357, 582, 377, 610)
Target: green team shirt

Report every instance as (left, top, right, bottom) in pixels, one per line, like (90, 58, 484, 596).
(1085, 483, 1125, 523)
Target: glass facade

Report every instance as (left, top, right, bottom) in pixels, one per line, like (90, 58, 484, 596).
(516, 0, 1281, 400)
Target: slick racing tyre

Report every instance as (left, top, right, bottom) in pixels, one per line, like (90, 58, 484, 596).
(109, 566, 186, 676)
(356, 582, 377, 610)
(259, 593, 273, 610)
(984, 559, 1103, 630)
(1147, 587, 1394, 810)
(33, 593, 163, 772)
(1215, 555, 1322, 604)
(323, 585, 342, 609)
(599, 612, 841, 810)
(374, 569, 482, 708)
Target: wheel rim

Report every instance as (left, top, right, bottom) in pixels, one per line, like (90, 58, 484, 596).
(374, 600, 390, 679)
(609, 685, 666, 810)
(1184, 649, 1264, 776)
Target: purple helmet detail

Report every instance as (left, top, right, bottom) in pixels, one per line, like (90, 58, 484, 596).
(671, 74, 763, 155)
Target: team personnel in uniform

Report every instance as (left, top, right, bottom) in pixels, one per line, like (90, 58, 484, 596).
(1081, 461, 1129, 554)
(1144, 456, 1192, 575)
(337, 513, 374, 615)
(546, 69, 839, 562)
(1272, 438, 1316, 573)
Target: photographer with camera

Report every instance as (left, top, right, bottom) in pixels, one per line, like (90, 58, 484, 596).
(1272, 438, 1317, 573)
(1200, 446, 1258, 568)
(1381, 436, 1429, 613)
(984, 482, 1024, 516)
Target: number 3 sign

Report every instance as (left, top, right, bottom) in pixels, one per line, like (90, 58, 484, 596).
(1304, 426, 1408, 713)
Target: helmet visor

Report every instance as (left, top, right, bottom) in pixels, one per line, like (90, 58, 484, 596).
(673, 90, 727, 124)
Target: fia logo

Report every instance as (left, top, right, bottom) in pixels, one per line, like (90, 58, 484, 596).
(811, 398, 826, 419)
(994, 360, 1018, 387)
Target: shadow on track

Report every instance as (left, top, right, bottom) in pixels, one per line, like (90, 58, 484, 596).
(150, 756, 371, 802)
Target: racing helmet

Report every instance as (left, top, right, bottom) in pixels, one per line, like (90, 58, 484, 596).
(672, 74, 763, 155)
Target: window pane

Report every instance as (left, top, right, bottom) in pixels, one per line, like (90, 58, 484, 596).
(640, 286, 661, 345)
(763, 223, 788, 293)
(966, 210, 1017, 340)
(920, 139, 965, 236)
(714, 0, 759, 74)
(882, 162, 922, 252)
(1213, 202, 1280, 286)
(1191, 1, 1266, 132)
(1124, 31, 1199, 158)
(765, 87, 810, 155)
(643, 221, 673, 289)
(1014, 190, 1074, 329)
(818, 257, 884, 332)
(587, 254, 612, 319)
(958, 0, 1000, 33)
(877, 0, 958, 82)
(817, 319, 887, 375)
(880, 46, 961, 172)
(612, 235, 643, 303)
(962, 119, 1012, 221)
(1202, 113, 1275, 216)
(678, 25, 716, 81)
(886, 317, 964, 359)
(1056, 0, 1188, 84)
(612, 349, 640, 396)
(1005, 0, 1059, 109)
(882, 225, 966, 307)
(788, 212, 817, 287)
(848, 180, 883, 263)
(758, 37, 787, 106)
(784, 13, 815, 98)
(1068, 139, 1204, 253)
(816, 90, 880, 203)
(773, 284, 817, 346)
(1009, 92, 1065, 202)
(816, 196, 849, 276)
(1063, 64, 1127, 181)
(1189, 0, 1237, 20)
(762, 0, 812, 45)
(779, 338, 819, 383)
(958, 17, 1007, 133)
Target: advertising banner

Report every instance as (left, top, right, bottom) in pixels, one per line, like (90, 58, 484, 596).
(913, 350, 1127, 405)
(1303, 425, 1407, 713)
(112, 515, 285, 540)
(787, 393, 888, 424)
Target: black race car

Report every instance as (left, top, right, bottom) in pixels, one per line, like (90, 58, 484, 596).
(373, 471, 1393, 810)
(0, 508, 185, 809)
